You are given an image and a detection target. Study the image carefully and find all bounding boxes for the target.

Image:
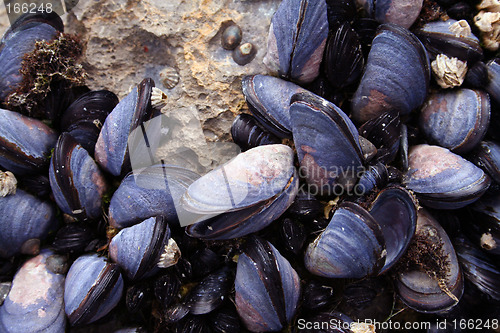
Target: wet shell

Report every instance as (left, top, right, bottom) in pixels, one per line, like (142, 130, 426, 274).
(159, 67, 180, 89)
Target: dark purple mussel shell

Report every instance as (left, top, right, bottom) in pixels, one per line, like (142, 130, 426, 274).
(95, 78, 155, 177)
(355, 162, 389, 194)
(325, 0, 356, 25)
(0, 14, 61, 101)
(235, 236, 301, 332)
(108, 164, 199, 229)
(64, 253, 124, 326)
(305, 202, 386, 278)
(49, 133, 107, 221)
(0, 250, 66, 332)
(0, 108, 57, 175)
(351, 24, 430, 123)
(110, 216, 179, 280)
(396, 209, 464, 313)
(404, 144, 490, 209)
(184, 144, 298, 239)
(414, 19, 483, 63)
(454, 235, 500, 301)
(61, 90, 119, 155)
(263, 0, 329, 84)
(485, 58, 500, 105)
(0, 11, 62, 48)
(419, 89, 490, 154)
(357, 0, 423, 28)
(230, 113, 280, 152)
(469, 141, 500, 184)
(290, 91, 363, 196)
(466, 194, 500, 256)
(52, 222, 95, 255)
(241, 74, 306, 138)
(323, 21, 364, 89)
(0, 189, 58, 258)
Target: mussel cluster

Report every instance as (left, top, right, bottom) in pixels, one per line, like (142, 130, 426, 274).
(2, 1, 500, 332)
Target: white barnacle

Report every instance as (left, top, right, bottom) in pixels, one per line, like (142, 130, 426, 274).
(431, 54, 468, 89)
(477, 0, 500, 12)
(0, 170, 17, 197)
(151, 87, 168, 110)
(449, 20, 472, 38)
(157, 238, 181, 268)
(474, 10, 500, 50)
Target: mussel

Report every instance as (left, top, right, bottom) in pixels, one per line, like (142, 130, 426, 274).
(230, 113, 281, 152)
(466, 194, 500, 255)
(469, 140, 500, 184)
(357, 0, 424, 28)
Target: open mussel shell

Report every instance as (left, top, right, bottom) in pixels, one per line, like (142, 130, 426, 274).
(110, 216, 177, 280)
(290, 91, 363, 195)
(470, 140, 500, 184)
(454, 235, 500, 301)
(396, 209, 464, 313)
(466, 194, 500, 255)
(230, 113, 281, 152)
(108, 164, 199, 229)
(419, 89, 490, 154)
(0, 108, 57, 175)
(351, 23, 430, 123)
(404, 144, 491, 209)
(0, 19, 60, 101)
(0, 189, 58, 258)
(61, 90, 119, 155)
(235, 236, 301, 332)
(414, 19, 483, 63)
(305, 202, 386, 278)
(64, 253, 124, 326)
(323, 21, 364, 89)
(263, 0, 328, 84)
(49, 133, 107, 221)
(0, 250, 66, 332)
(357, 0, 423, 29)
(95, 78, 154, 177)
(241, 74, 306, 138)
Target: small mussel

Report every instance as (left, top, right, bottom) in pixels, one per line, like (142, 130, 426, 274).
(263, 0, 329, 84)
(235, 236, 301, 332)
(184, 144, 298, 239)
(0, 108, 58, 175)
(0, 189, 58, 258)
(109, 216, 180, 280)
(404, 144, 491, 209)
(419, 89, 490, 154)
(0, 250, 66, 332)
(357, 0, 424, 28)
(49, 132, 108, 221)
(52, 222, 95, 255)
(230, 113, 281, 151)
(290, 91, 363, 196)
(241, 74, 306, 138)
(351, 24, 430, 123)
(64, 253, 124, 326)
(60, 90, 119, 155)
(95, 78, 155, 177)
(466, 194, 500, 255)
(108, 164, 199, 229)
(395, 209, 464, 313)
(469, 140, 500, 184)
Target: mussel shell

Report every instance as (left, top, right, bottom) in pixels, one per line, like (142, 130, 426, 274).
(235, 236, 301, 332)
(49, 132, 107, 220)
(290, 91, 363, 195)
(396, 209, 464, 313)
(52, 222, 95, 255)
(419, 89, 490, 154)
(95, 78, 154, 177)
(0, 250, 66, 332)
(467, 194, 500, 255)
(154, 273, 181, 309)
(351, 23, 430, 123)
(368, 186, 417, 273)
(358, 0, 423, 29)
(470, 141, 500, 184)
(325, 0, 356, 25)
(209, 306, 241, 333)
(185, 167, 298, 240)
(182, 144, 294, 215)
(230, 113, 280, 152)
(404, 144, 490, 209)
(355, 162, 388, 194)
(305, 202, 386, 278)
(61, 90, 119, 155)
(109, 216, 173, 280)
(485, 58, 500, 105)
(0, 189, 58, 258)
(263, 0, 328, 84)
(323, 21, 364, 89)
(241, 74, 306, 138)
(108, 164, 199, 229)
(64, 253, 124, 326)
(0, 108, 57, 175)
(414, 19, 483, 63)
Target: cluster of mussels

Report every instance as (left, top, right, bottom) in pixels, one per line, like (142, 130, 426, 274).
(1, 0, 500, 332)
